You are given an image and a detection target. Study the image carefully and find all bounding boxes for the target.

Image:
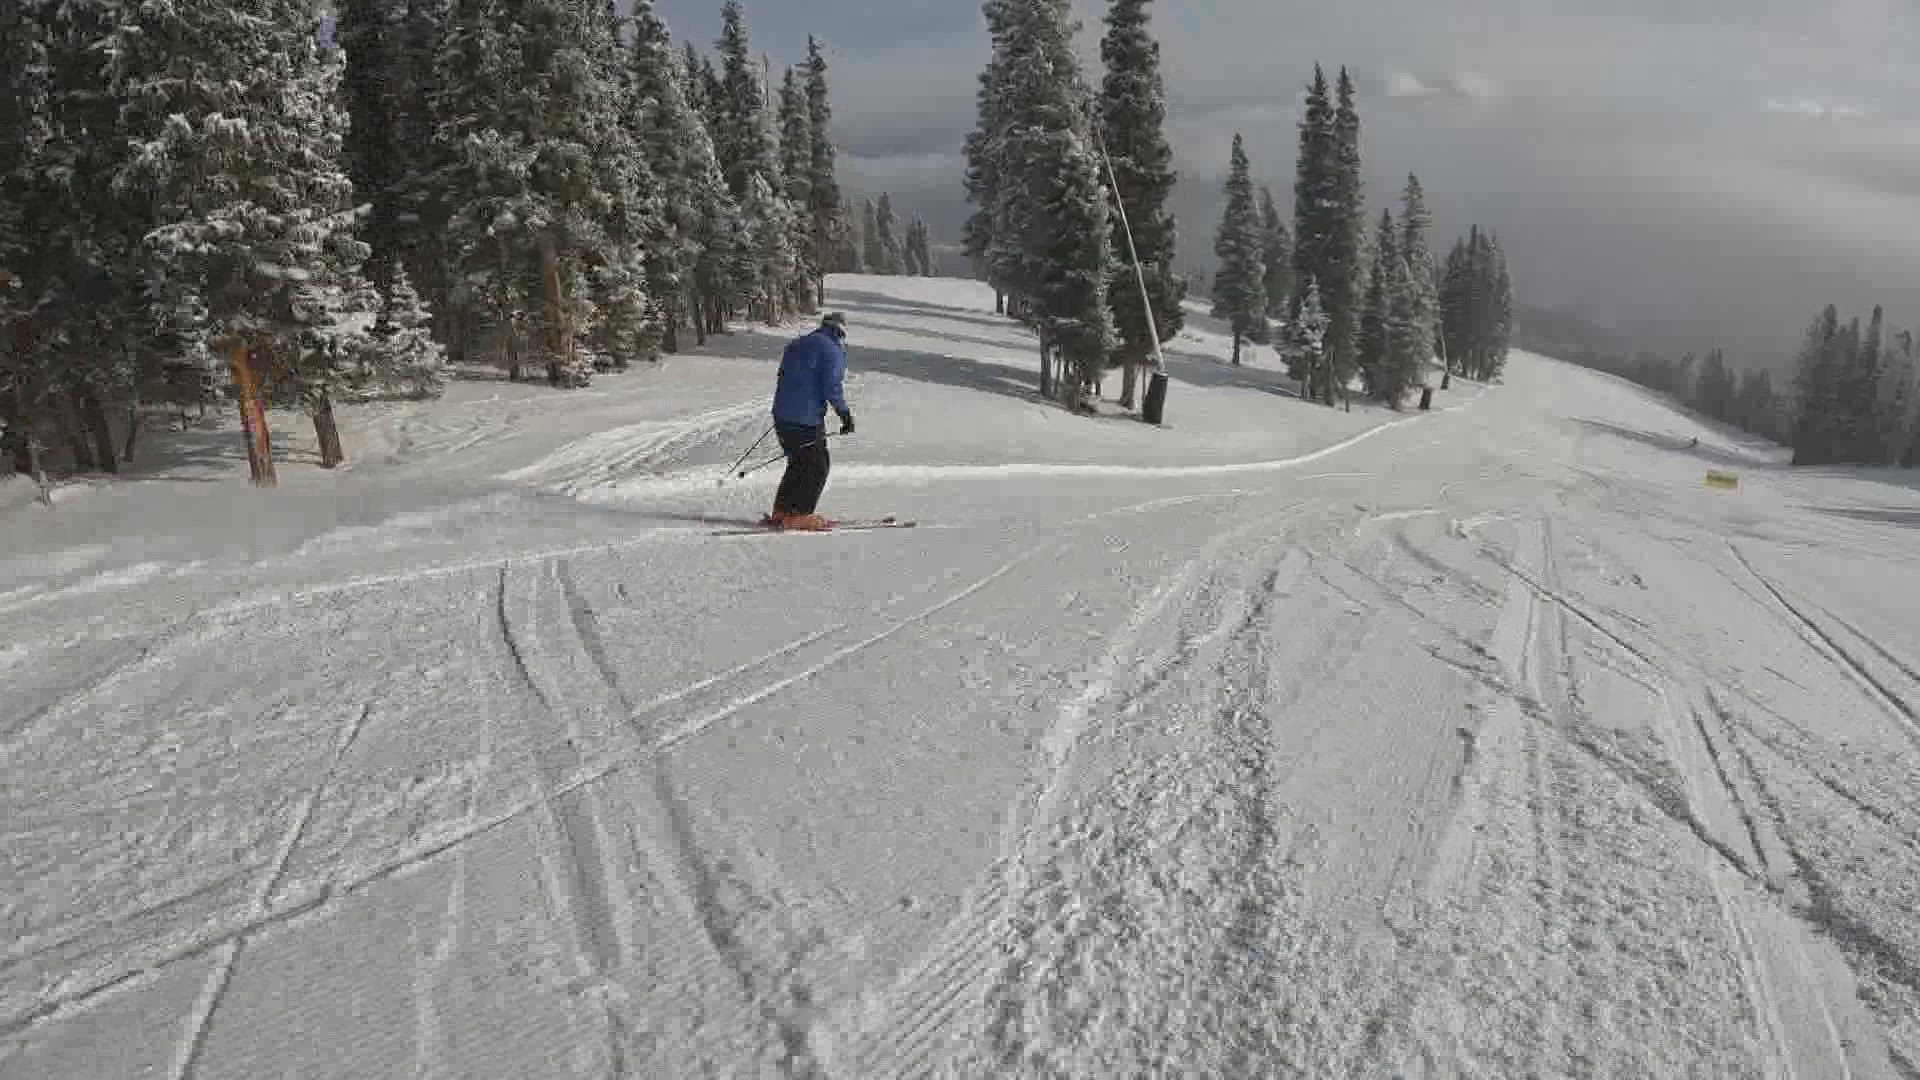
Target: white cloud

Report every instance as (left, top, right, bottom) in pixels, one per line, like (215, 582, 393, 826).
(1449, 72, 1502, 101)
(1765, 97, 1867, 119)
(1384, 70, 1435, 98)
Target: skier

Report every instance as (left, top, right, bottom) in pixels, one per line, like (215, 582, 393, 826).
(762, 312, 854, 531)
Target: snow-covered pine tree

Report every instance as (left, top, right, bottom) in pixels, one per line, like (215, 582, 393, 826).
(1291, 65, 1340, 398)
(1212, 134, 1268, 366)
(682, 42, 710, 116)
(1792, 305, 1845, 465)
(836, 196, 865, 272)
(913, 221, 938, 275)
(862, 200, 884, 275)
(112, 0, 371, 478)
(1485, 230, 1513, 379)
(1875, 327, 1917, 465)
(1438, 234, 1470, 376)
(743, 171, 798, 324)
(963, 0, 1012, 311)
(1845, 305, 1885, 461)
(990, 0, 1116, 407)
(1098, 0, 1185, 409)
(902, 224, 925, 277)
(1358, 208, 1395, 395)
(1279, 277, 1329, 381)
(0, 0, 56, 476)
(778, 66, 819, 314)
(1398, 173, 1438, 363)
(367, 269, 447, 398)
(1325, 66, 1366, 402)
(586, 0, 663, 371)
(1383, 237, 1428, 406)
(875, 193, 906, 275)
(1260, 186, 1293, 323)
(4, 0, 158, 475)
(630, 0, 695, 350)
(339, 0, 409, 297)
(713, 1, 764, 200)
(803, 38, 841, 305)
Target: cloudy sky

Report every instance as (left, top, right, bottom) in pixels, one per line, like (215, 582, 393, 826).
(655, 0, 1920, 359)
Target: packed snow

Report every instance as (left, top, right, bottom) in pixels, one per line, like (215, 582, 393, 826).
(4, 275, 1919, 1078)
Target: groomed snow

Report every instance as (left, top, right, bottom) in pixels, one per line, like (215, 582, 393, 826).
(4, 274, 1919, 1078)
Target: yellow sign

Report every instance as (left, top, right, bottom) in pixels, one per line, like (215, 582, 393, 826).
(1704, 470, 1739, 490)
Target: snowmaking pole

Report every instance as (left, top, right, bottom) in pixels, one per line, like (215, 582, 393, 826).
(1091, 112, 1170, 426)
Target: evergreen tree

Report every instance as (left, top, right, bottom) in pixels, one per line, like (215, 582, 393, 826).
(1485, 231, 1514, 379)
(366, 269, 448, 398)
(1358, 208, 1395, 394)
(1383, 239, 1428, 406)
(990, 0, 1116, 407)
(1846, 305, 1885, 460)
(712, 1, 770, 200)
(1279, 278, 1329, 382)
(963, 0, 1013, 308)
(112, 0, 371, 474)
(1875, 328, 1917, 465)
(1322, 65, 1366, 401)
(630, 1, 698, 350)
(1438, 226, 1515, 381)
(1260, 186, 1293, 321)
(1098, 0, 1186, 408)
(803, 38, 841, 305)
(875, 193, 906, 275)
(1792, 305, 1845, 465)
(1398, 173, 1438, 361)
(1693, 348, 1736, 420)
(1291, 65, 1341, 397)
(779, 66, 819, 314)
(836, 196, 865, 272)
(4, 0, 158, 475)
(902, 222, 925, 276)
(338, 0, 423, 299)
(1438, 235, 1471, 376)
(429, 0, 654, 388)
(862, 198, 885, 273)
(1211, 134, 1268, 366)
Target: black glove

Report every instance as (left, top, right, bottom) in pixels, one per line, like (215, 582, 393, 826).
(838, 411, 854, 436)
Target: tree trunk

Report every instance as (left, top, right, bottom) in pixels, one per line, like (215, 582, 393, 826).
(1232, 330, 1242, 367)
(62, 397, 96, 471)
(662, 306, 680, 354)
(81, 393, 117, 474)
(690, 292, 708, 346)
(541, 240, 572, 385)
(816, 275, 826, 310)
(1120, 360, 1139, 410)
(122, 400, 141, 464)
(1038, 335, 1053, 400)
(312, 390, 345, 469)
(229, 341, 277, 486)
(995, 290, 1006, 316)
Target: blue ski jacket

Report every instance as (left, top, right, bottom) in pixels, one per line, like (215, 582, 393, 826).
(772, 328, 849, 426)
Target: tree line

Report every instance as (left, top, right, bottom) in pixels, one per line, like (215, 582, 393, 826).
(826, 192, 938, 277)
(960, 0, 1518, 417)
(0, 0, 845, 482)
(1209, 69, 1515, 410)
(1550, 304, 1919, 470)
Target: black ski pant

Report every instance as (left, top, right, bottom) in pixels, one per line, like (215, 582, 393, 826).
(773, 421, 829, 515)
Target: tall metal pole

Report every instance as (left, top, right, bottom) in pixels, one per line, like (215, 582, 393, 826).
(1090, 109, 1171, 425)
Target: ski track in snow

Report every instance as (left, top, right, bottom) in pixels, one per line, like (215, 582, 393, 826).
(7, 276, 1918, 1077)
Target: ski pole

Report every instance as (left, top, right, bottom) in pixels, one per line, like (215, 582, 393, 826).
(735, 432, 845, 480)
(719, 423, 776, 487)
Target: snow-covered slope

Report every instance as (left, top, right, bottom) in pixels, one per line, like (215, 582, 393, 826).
(4, 274, 1919, 1078)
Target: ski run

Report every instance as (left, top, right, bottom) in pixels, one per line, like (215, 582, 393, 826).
(5, 275, 1920, 1078)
